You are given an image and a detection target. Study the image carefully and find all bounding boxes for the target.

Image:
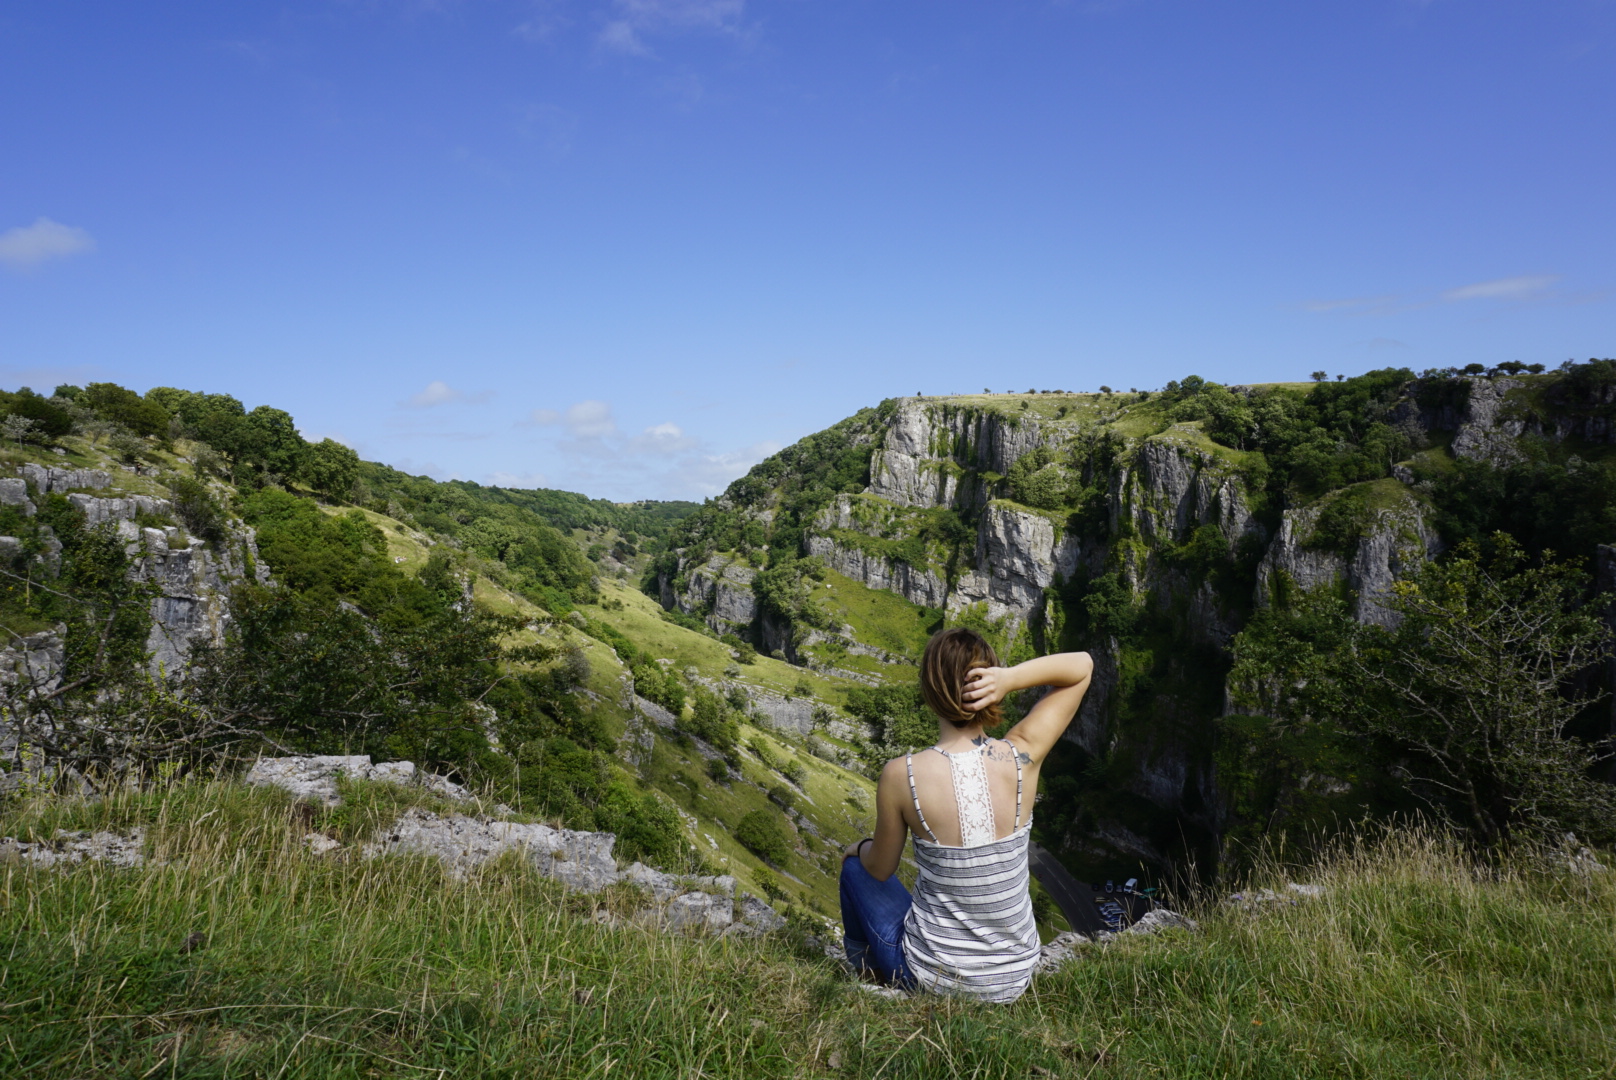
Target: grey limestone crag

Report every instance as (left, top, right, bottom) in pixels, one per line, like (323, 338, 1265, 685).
(21, 463, 113, 494)
(362, 807, 620, 891)
(0, 828, 146, 869)
(1256, 492, 1443, 627)
(245, 754, 473, 808)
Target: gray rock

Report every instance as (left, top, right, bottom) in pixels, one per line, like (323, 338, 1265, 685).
(0, 478, 35, 516)
(665, 890, 734, 933)
(0, 828, 145, 869)
(245, 755, 473, 808)
(362, 807, 620, 891)
(1256, 491, 1442, 627)
(21, 463, 112, 493)
(732, 893, 788, 935)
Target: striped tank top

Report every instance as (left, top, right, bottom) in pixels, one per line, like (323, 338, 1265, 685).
(901, 741, 1041, 1003)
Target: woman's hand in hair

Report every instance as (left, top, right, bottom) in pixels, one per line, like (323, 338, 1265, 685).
(963, 666, 1008, 712)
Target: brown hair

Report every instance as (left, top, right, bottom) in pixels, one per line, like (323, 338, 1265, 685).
(920, 627, 1001, 729)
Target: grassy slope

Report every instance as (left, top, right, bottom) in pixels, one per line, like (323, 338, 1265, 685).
(5, 785, 1613, 1079)
(310, 504, 883, 916)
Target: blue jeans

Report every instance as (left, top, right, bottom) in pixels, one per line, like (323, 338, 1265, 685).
(839, 856, 917, 988)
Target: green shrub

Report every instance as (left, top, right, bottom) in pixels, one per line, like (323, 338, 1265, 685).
(734, 808, 792, 865)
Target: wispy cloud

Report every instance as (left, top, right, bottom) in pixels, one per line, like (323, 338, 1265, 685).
(1306, 273, 1572, 316)
(1441, 275, 1559, 302)
(487, 469, 550, 488)
(526, 399, 618, 438)
(598, 0, 750, 57)
(400, 380, 494, 408)
(0, 218, 95, 269)
(523, 397, 778, 497)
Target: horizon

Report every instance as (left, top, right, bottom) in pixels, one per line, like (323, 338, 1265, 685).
(3, 1, 1612, 501)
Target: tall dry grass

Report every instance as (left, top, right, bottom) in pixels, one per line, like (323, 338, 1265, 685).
(3, 786, 1613, 1078)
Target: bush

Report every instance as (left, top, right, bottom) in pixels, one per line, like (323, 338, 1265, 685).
(165, 476, 226, 544)
(734, 808, 792, 865)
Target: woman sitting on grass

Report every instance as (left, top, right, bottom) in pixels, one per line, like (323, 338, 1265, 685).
(840, 627, 1093, 1003)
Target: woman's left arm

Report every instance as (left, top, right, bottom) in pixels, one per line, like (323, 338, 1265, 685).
(840, 758, 910, 881)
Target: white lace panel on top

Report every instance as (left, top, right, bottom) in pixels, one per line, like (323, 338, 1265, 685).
(949, 747, 997, 847)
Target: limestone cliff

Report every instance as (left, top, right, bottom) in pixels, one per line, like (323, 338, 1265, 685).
(654, 369, 1614, 877)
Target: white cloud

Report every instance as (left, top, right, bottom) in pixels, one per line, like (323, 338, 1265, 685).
(0, 218, 95, 269)
(1442, 275, 1558, 302)
(597, 0, 749, 55)
(628, 420, 699, 454)
(521, 396, 779, 498)
(487, 470, 549, 488)
(527, 399, 618, 438)
(400, 380, 492, 408)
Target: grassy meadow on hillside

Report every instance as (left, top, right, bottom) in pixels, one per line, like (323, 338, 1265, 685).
(5, 783, 1614, 1079)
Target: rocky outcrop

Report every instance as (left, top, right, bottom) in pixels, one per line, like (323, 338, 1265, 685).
(1256, 492, 1442, 626)
(805, 535, 950, 610)
(0, 629, 66, 693)
(668, 553, 759, 635)
(1115, 436, 1262, 546)
(67, 492, 172, 527)
(1451, 377, 1529, 466)
(21, 463, 113, 494)
(360, 806, 787, 936)
(129, 523, 270, 676)
(867, 399, 1056, 509)
(246, 754, 474, 807)
(0, 478, 36, 516)
(948, 502, 1084, 629)
(362, 807, 620, 890)
(0, 828, 146, 869)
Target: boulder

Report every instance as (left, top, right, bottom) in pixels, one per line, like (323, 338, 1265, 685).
(0, 828, 145, 869)
(245, 755, 472, 808)
(362, 807, 620, 891)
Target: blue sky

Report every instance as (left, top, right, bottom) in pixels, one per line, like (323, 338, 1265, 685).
(2, 1, 1613, 500)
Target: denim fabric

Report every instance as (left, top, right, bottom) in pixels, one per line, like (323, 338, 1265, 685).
(839, 856, 917, 988)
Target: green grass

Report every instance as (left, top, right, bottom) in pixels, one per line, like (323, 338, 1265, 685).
(811, 568, 939, 663)
(5, 787, 1614, 1078)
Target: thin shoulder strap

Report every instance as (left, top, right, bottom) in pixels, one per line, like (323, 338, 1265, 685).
(1008, 739, 1024, 830)
(906, 753, 939, 843)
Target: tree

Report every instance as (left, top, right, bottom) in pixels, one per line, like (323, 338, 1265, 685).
(1231, 537, 1616, 845)
(240, 406, 307, 478)
(84, 382, 170, 437)
(302, 438, 360, 500)
(1311, 371, 1328, 382)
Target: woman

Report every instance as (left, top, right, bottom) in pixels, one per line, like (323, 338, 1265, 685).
(839, 627, 1093, 1003)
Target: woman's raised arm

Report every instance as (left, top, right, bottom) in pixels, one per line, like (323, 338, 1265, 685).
(964, 652, 1093, 765)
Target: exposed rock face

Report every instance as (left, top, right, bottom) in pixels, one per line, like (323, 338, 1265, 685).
(360, 806, 788, 936)
(868, 399, 1056, 509)
(0, 630, 66, 693)
(246, 755, 473, 807)
(670, 554, 759, 635)
(21, 463, 113, 494)
(1451, 377, 1529, 466)
(948, 502, 1083, 628)
(363, 807, 620, 890)
(805, 534, 950, 610)
(67, 492, 172, 527)
(1256, 493, 1442, 626)
(1115, 436, 1261, 546)
(0, 828, 146, 869)
(0, 479, 35, 516)
(128, 524, 271, 675)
